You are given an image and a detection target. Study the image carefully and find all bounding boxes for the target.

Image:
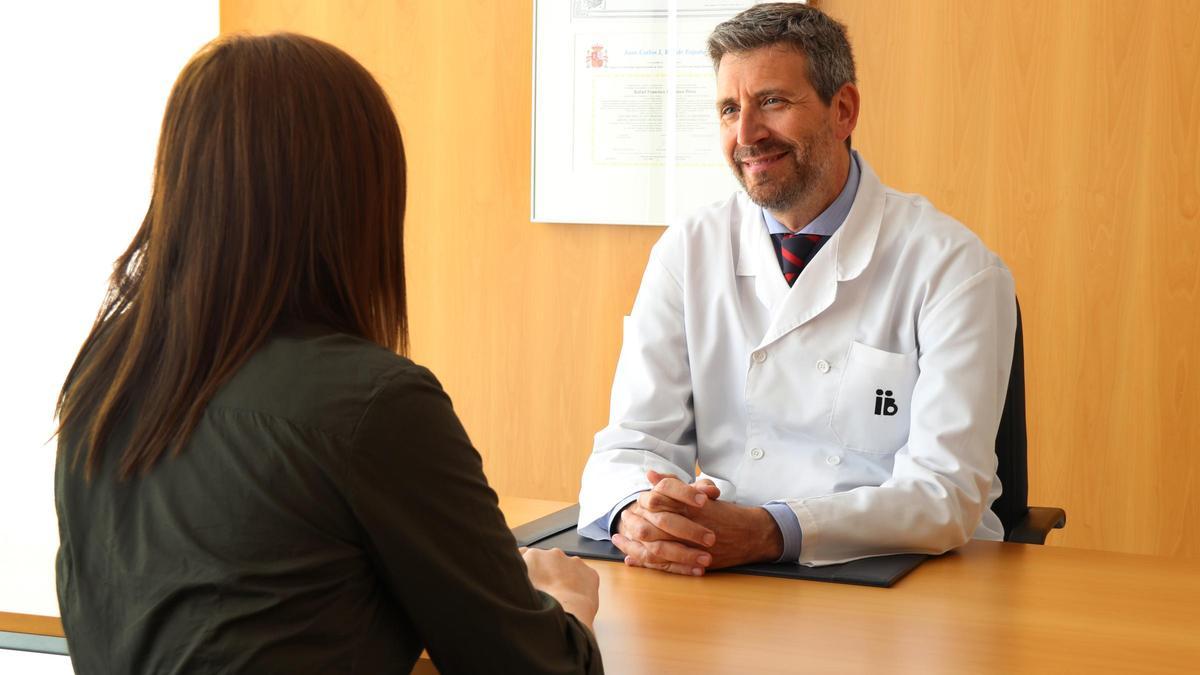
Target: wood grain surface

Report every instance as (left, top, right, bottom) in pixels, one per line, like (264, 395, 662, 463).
(0, 611, 63, 637)
(462, 498, 1200, 675)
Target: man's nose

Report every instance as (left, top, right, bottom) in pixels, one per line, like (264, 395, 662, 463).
(736, 107, 769, 147)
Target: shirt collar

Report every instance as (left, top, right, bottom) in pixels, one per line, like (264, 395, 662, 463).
(763, 149, 861, 237)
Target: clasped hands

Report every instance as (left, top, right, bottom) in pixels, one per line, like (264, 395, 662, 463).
(612, 470, 784, 576)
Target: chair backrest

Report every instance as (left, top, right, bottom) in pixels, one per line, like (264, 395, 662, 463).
(992, 299, 1029, 539)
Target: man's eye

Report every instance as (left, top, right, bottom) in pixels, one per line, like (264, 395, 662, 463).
(720, 106, 738, 116)
(764, 97, 783, 105)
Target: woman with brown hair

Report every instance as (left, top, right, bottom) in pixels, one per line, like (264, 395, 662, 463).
(54, 33, 601, 674)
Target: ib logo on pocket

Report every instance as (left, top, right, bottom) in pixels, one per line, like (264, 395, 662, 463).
(874, 389, 898, 416)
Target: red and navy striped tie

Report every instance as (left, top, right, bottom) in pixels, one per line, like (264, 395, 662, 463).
(771, 233, 829, 286)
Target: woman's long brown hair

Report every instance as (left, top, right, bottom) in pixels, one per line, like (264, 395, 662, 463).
(56, 33, 408, 479)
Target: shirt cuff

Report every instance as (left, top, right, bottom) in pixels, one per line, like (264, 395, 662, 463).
(603, 492, 644, 538)
(763, 502, 803, 563)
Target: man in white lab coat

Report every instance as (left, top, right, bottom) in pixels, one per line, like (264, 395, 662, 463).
(577, 3, 1017, 571)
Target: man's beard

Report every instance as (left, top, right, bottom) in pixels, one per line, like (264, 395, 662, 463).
(732, 131, 830, 212)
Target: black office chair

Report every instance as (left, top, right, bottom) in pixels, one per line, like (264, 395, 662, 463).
(991, 300, 1066, 544)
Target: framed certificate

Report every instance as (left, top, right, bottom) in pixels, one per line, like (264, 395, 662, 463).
(530, 1, 776, 225)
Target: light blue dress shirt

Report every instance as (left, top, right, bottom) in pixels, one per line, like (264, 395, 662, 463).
(604, 150, 862, 564)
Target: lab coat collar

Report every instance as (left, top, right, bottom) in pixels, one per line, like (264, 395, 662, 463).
(832, 153, 885, 282)
(735, 154, 886, 348)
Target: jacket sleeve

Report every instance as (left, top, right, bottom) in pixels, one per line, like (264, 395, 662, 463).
(577, 236, 704, 540)
(347, 364, 602, 675)
(787, 266, 1017, 565)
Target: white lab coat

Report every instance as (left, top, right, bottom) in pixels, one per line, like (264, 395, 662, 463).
(578, 157, 1016, 566)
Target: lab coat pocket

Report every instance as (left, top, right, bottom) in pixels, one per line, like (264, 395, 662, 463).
(830, 341, 919, 455)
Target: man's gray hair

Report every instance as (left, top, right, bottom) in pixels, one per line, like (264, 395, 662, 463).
(707, 2, 856, 104)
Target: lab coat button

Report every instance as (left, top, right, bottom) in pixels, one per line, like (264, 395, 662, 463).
(749, 447, 765, 460)
(816, 359, 830, 373)
(752, 350, 767, 363)
(826, 455, 841, 466)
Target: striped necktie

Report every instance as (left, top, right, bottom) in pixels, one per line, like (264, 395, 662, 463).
(771, 233, 829, 286)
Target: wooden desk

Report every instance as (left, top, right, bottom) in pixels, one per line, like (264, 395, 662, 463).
(0, 612, 62, 638)
(504, 498, 1200, 674)
(7, 496, 1199, 673)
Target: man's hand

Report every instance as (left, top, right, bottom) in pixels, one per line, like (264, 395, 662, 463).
(612, 470, 784, 575)
(612, 471, 718, 576)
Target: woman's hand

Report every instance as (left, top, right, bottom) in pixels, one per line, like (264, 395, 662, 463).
(521, 547, 600, 629)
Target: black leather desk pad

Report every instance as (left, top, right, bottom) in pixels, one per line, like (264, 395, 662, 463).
(512, 504, 926, 588)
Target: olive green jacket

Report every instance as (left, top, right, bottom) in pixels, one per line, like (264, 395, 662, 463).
(56, 325, 602, 674)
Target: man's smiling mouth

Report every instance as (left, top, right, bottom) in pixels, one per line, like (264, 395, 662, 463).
(740, 150, 790, 173)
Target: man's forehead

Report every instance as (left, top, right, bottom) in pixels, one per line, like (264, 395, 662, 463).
(717, 43, 808, 70)
(715, 44, 811, 89)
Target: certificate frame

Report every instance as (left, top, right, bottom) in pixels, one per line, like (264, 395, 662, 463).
(530, 1, 778, 226)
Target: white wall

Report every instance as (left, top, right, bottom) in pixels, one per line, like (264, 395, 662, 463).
(0, 0, 217, 619)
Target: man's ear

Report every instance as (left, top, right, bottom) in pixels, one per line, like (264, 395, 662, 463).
(831, 82, 860, 144)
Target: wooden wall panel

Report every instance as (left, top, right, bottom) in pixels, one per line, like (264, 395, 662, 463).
(822, 0, 1200, 557)
(221, 0, 1200, 557)
(219, 0, 662, 504)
